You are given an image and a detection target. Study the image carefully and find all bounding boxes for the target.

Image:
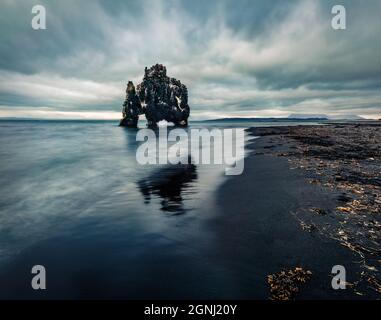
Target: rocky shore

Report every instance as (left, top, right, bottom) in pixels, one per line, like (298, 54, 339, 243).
(247, 122, 381, 297)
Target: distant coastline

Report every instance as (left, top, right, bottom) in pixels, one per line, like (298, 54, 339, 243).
(0, 117, 326, 122)
(203, 117, 328, 122)
(0, 117, 379, 126)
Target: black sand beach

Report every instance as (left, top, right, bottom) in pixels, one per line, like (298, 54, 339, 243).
(212, 123, 380, 299)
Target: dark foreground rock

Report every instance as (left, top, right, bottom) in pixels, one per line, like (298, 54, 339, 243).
(248, 123, 381, 296)
(119, 64, 190, 127)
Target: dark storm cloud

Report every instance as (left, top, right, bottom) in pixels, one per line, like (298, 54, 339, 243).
(0, 0, 380, 119)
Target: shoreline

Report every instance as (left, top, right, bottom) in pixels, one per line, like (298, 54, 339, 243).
(0, 120, 379, 299)
(213, 123, 381, 299)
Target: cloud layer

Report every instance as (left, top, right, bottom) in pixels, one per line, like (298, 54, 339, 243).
(0, 0, 380, 119)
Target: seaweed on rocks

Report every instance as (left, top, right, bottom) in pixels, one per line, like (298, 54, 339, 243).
(267, 267, 312, 300)
(249, 123, 381, 297)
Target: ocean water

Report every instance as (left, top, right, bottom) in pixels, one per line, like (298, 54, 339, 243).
(0, 119, 324, 299)
(0, 120, 248, 298)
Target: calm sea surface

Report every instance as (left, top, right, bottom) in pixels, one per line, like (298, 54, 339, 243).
(0, 119, 324, 299)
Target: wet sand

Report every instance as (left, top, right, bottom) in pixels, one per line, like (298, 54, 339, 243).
(213, 123, 380, 299)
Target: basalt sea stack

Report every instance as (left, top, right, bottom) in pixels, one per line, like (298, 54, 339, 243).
(119, 64, 190, 127)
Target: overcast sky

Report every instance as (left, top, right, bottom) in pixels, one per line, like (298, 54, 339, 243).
(0, 0, 380, 119)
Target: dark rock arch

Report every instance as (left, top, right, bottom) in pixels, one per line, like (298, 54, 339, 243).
(119, 64, 190, 128)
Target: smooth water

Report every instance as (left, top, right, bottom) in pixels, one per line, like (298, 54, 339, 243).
(0, 119, 322, 299)
(0, 120, 249, 298)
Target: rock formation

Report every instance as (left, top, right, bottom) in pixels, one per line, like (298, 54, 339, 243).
(119, 81, 142, 127)
(119, 64, 190, 127)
